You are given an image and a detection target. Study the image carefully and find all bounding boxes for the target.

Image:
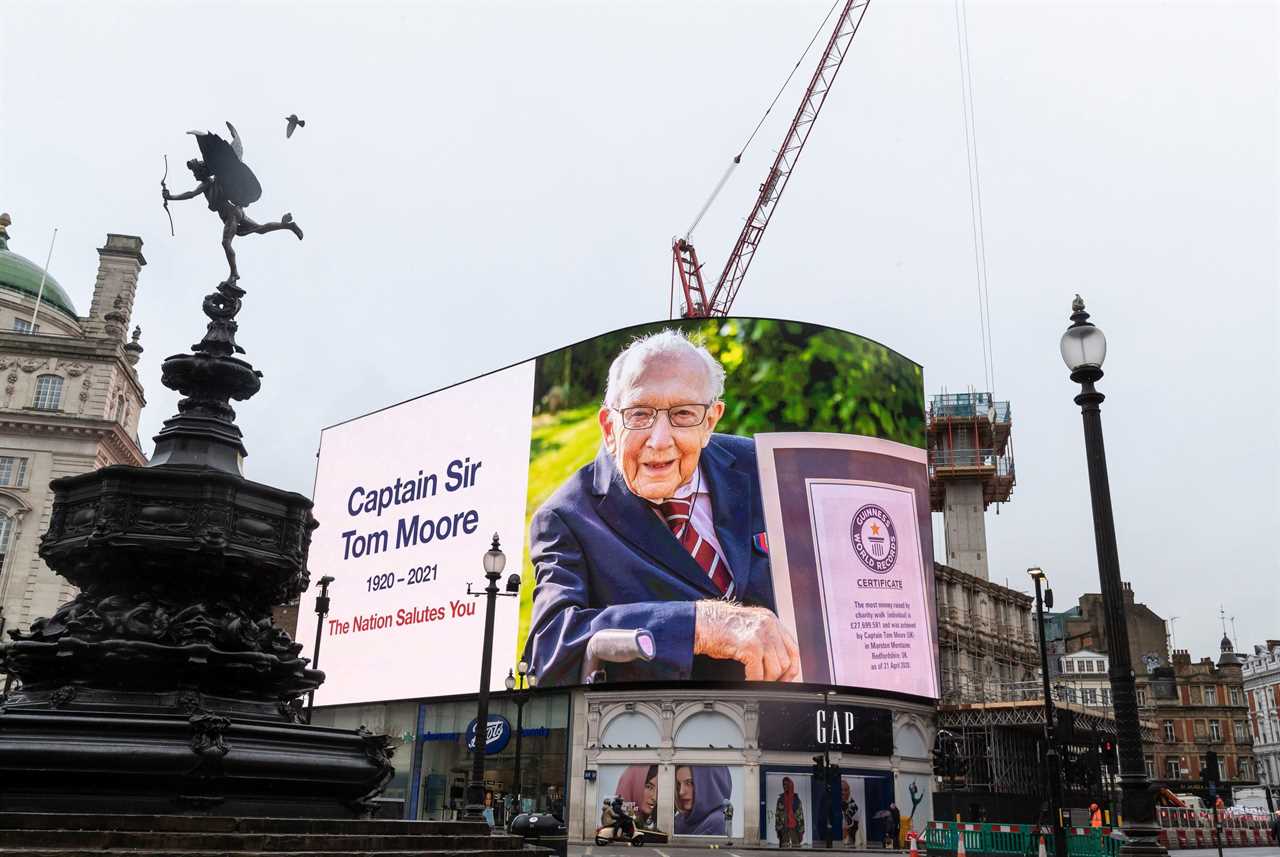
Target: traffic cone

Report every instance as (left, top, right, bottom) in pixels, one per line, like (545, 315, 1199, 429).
(1038, 835, 1048, 857)
(957, 830, 967, 857)
(909, 833, 920, 857)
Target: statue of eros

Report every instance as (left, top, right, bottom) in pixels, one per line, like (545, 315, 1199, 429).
(163, 122, 303, 287)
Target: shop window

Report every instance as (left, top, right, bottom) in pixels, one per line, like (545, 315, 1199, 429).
(601, 711, 660, 748)
(674, 711, 743, 749)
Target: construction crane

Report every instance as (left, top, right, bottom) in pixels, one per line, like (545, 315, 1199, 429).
(673, 0, 872, 318)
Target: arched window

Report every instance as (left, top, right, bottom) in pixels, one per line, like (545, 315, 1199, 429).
(0, 513, 13, 571)
(674, 711, 743, 748)
(32, 375, 63, 410)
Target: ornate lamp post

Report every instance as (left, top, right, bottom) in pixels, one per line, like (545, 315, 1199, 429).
(464, 535, 520, 822)
(1029, 567, 1067, 857)
(1060, 296, 1166, 857)
(305, 575, 335, 724)
(504, 661, 537, 812)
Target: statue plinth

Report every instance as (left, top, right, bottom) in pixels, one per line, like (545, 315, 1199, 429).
(0, 280, 394, 817)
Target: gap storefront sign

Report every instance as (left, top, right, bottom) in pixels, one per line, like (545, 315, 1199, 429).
(757, 701, 893, 754)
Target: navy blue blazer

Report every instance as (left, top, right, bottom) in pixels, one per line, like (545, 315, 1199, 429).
(526, 433, 775, 687)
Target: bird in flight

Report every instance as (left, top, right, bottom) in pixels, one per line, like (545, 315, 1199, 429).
(285, 114, 306, 139)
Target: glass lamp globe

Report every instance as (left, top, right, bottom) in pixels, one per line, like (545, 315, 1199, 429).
(483, 533, 506, 574)
(504, 669, 516, 691)
(1060, 320, 1106, 372)
(527, 673, 538, 688)
(517, 660, 529, 676)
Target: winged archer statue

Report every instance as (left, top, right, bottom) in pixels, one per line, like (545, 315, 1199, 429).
(163, 122, 303, 287)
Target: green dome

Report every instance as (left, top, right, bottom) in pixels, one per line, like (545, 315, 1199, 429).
(0, 248, 78, 318)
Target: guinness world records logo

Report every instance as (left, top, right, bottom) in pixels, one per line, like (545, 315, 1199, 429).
(850, 504, 898, 573)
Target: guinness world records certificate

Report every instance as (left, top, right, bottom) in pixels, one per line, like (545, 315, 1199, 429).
(756, 434, 940, 699)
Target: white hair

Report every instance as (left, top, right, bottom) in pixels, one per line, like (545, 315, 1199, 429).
(603, 329, 725, 409)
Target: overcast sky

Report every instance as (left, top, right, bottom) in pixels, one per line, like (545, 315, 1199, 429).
(2, 0, 1275, 664)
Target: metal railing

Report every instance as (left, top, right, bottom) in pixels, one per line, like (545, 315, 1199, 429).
(930, 393, 1012, 423)
(930, 449, 1015, 476)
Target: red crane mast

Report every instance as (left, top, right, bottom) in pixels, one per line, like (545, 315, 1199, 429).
(674, 0, 872, 318)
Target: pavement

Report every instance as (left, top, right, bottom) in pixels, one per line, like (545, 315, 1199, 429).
(570, 848, 1280, 857)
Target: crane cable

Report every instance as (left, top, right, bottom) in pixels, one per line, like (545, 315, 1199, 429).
(683, 0, 844, 242)
(954, 0, 997, 396)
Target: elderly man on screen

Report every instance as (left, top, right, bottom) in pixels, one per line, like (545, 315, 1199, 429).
(526, 330, 800, 686)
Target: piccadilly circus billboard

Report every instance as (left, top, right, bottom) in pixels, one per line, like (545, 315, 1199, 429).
(296, 318, 940, 706)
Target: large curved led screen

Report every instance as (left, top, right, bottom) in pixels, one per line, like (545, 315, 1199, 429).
(298, 318, 939, 706)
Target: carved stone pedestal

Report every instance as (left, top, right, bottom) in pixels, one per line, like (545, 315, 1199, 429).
(0, 280, 393, 816)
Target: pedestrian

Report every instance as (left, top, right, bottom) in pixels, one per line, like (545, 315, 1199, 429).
(1269, 811, 1280, 845)
(775, 776, 805, 847)
(1089, 803, 1102, 829)
(885, 802, 901, 848)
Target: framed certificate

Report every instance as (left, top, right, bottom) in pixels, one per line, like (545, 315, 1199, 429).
(756, 433, 939, 698)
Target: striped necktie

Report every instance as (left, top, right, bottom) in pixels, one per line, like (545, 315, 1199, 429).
(656, 498, 732, 595)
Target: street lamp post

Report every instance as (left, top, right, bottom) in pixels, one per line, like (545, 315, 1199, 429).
(504, 660, 537, 812)
(465, 534, 521, 822)
(1061, 296, 1167, 857)
(305, 575, 335, 724)
(1029, 567, 1068, 857)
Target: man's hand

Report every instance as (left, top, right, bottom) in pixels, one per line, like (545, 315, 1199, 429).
(693, 600, 801, 681)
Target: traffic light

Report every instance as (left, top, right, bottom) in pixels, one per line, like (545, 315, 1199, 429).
(1101, 739, 1117, 771)
(1203, 750, 1221, 785)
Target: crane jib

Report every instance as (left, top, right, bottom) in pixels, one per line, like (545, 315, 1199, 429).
(673, 0, 872, 319)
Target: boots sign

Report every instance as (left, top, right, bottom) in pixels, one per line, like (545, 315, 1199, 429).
(758, 701, 893, 754)
(465, 714, 512, 755)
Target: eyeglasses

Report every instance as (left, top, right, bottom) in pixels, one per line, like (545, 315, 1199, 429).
(613, 403, 711, 430)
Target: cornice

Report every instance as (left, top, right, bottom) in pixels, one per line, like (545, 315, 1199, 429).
(0, 413, 145, 466)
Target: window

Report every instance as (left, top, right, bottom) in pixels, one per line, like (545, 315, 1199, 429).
(1096, 660, 1106, 673)
(1165, 758, 1180, 779)
(1165, 721, 1176, 743)
(1210, 720, 1222, 741)
(1138, 688, 1148, 705)
(1240, 757, 1252, 779)
(1084, 688, 1098, 705)
(1102, 688, 1111, 705)
(32, 374, 62, 410)
(1205, 686, 1218, 705)
(0, 513, 12, 570)
(1065, 660, 1075, 673)
(1083, 659, 1094, 673)
(1145, 757, 1156, 779)
(13, 318, 39, 334)
(1230, 687, 1243, 706)
(0, 456, 27, 488)
(1199, 755, 1207, 776)
(1235, 721, 1248, 741)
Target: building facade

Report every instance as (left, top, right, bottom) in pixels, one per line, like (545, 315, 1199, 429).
(1144, 640, 1257, 800)
(1241, 640, 1280, 803)
(935, 561, 1039, 705)
(312, 683, 936, 845)
(0, 219, 147, 641)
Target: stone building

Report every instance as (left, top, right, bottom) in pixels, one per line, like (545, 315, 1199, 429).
(934, 561, 1039, 704)
(0, 217, 147, 642)
(1241, 640, 1280, 803)
(1144, 638, 1257, 800)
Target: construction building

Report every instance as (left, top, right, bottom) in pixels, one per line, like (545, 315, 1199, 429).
(927, 391, 1014, 581)
(0, 216, 148, 644)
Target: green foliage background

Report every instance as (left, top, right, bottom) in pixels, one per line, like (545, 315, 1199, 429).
(516, 318, 924, 662)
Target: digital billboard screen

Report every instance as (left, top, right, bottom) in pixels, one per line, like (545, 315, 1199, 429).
(296, 318, 938, 706)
